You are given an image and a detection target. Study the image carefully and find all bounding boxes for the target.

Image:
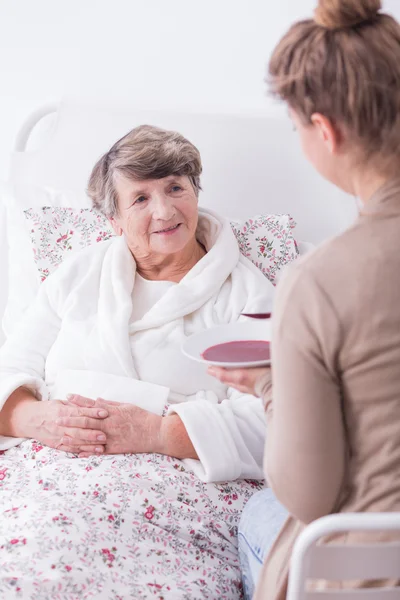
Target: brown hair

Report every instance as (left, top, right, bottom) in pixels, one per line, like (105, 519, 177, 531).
(268, 0, 400, 172)
(88, 124, 202, 217)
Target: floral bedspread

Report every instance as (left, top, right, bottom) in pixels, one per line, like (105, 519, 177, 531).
(0, 441, 263, 600)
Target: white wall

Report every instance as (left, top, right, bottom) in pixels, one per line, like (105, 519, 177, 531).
(0, 0, 399, 181)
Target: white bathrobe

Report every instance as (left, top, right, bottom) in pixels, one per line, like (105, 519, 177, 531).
(0, 208, 274, 482)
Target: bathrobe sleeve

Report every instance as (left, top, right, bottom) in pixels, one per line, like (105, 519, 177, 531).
(0, 282, 61, 450)
(167, 389, 265, 482)
(167, 256, 274, 483)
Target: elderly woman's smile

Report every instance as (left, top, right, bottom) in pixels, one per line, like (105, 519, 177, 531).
(153, 224, 181, 234)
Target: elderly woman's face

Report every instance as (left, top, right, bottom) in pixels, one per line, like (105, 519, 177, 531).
(110, 174, 199, 258)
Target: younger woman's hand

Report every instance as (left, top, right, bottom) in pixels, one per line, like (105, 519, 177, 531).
(207, 366, 269, 396)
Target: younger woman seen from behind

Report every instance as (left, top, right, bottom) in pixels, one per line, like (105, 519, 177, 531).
(210, 1, 400, 598)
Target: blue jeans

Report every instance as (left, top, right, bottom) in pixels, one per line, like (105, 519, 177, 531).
(238, 488, 288, 600)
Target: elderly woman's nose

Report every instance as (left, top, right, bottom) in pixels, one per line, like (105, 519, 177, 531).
(152, 195, 175, 219)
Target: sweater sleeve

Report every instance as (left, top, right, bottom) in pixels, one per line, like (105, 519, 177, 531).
(263, 263, 347, 524)
(0, 282, 61, 450)
(168, 389, 266, 483)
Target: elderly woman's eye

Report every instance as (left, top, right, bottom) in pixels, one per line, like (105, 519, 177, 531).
(171, 185, 182, 192)
(135, 196, 147, 204)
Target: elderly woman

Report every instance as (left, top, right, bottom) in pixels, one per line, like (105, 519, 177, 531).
(0, 124, 273, 598)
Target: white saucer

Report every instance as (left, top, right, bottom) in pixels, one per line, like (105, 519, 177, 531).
(182, 320, 271, 368)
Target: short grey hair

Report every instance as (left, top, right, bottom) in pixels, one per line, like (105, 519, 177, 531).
(87, 124, 203, 218)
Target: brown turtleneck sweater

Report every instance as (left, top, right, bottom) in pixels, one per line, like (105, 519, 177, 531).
(255, 180, 400, 600)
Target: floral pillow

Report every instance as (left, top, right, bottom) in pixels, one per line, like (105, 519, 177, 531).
(231, 214, 298, 285)
(24, 208, 114, 282)
(23, 207, 298, 285)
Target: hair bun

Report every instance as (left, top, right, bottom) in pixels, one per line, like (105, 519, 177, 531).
(314, 0, 382, 30)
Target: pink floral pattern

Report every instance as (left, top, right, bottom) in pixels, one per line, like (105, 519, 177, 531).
(0, 440, 263, 599)
(24, 208, 298, 285)
(24, 208, 114, 282)
(231, 214, 298, 285)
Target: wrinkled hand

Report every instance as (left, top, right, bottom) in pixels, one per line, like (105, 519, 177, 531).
(208, 366, 269, 396)
(57, 395, 163, 458)
(23, 398, 109, 454)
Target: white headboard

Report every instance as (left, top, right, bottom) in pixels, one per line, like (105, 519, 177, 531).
(1, 100, 357, 345)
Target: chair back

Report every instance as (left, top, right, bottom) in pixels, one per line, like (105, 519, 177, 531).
(287, 513, 400, 600)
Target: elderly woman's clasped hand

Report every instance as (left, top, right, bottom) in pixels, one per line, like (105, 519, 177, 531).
(14, 394, 110, 454)
(57, 395, 165, 458)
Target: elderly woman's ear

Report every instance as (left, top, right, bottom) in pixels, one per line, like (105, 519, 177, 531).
(108, 217, 123, 236)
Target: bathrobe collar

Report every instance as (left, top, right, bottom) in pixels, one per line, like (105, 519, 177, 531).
(86, 208, 240, 377)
